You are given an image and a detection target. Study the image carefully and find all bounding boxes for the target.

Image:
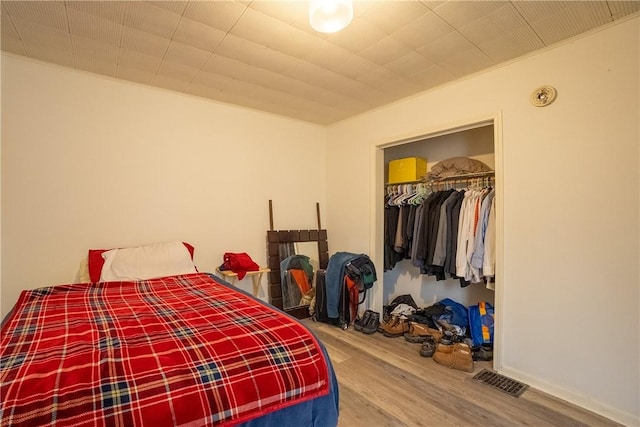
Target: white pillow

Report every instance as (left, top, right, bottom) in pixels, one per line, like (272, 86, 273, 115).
(99, 241, 197, 282)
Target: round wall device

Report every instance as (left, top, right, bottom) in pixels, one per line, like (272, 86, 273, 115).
(530, 85, 557, 107)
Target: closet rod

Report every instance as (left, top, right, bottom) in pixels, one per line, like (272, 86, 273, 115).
(429, 171, 495, 182)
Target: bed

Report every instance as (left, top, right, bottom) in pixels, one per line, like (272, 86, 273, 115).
(0, 242, 339, 426)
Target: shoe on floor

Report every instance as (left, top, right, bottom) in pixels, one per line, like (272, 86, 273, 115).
(433, 343, 474, 372)
(377, 315, 398, 334)
(361, 311, 380, 334)
(419, 336, 436, 357)
(382, 318, 409, 338)
(354, 310, 373, 332)
(404, 322, 443, 343)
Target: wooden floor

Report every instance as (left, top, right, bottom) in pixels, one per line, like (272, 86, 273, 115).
(302, 319, 620, 427)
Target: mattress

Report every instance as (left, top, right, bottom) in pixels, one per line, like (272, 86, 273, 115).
(0, 273, 338, 426)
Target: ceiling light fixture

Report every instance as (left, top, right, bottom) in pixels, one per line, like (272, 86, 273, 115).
(309, 0, 353, 33)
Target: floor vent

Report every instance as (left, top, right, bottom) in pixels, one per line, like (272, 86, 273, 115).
(472, 369, 529, 397)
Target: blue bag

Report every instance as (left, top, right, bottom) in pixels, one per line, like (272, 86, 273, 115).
(468, 301, 494, 347)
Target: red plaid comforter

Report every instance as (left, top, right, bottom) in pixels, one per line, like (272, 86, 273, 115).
(1, 273, 329, 426)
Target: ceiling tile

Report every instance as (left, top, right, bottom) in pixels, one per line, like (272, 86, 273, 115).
(2, 35, 27, 56)
(67, 7, 123, 46)
(172, 17, 226, 52)
(72, 36, 119, 63)
(117, 65, 157, 85)
(74, 55, 117, 77)
(25, 44, 74, 68)
(124, 1, 181, 39)
(391, 11, 454, 49)
(1, 11, 20, 39)
(300, 43, 356, 73)
(146, 1, 188, 15)
(248, 1, 308, 29)
(478, 26, 545, 63)
(182, 1, 247, 32)
(164, 41, 210, 69)
(156, 60, 200, 81)
(333, 54, 378, 79)
(13, 16, 72, 52)
(607, 1, 640, 18)
(458, 4, 531, 45)
(214, 34, 304, 75)
(362, 1, 431, 34)
(437, 46, 494, 77)
(384, 51, 435, 77)
(185, 81, 225, 101)
(118, 48, 162, 73)
(121, 27, 170, 58)
(522, 2, 612, 45)
(189, 69, 233, 91)
(3, 1, 68, 32)
(65, 1, 128, 24)
(405, 63, 456, 88)
(153, 73, 189, 92)
(358, 35, 413, 66)
(416, 31, 476, 63)
(325, 19, 388, 52)
(432, 1, 509, 28)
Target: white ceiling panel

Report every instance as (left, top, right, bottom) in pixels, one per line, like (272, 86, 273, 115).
(156, 60, 200, 82)
(67, 7, 123, 46)
(163, 41, 210, 69)
(118, 48, 162, 73)
(121, 26, 170, 58)
(391, 11, 454, 50)
(153, 73, 190, 92)
(3, 1, 68, 32)
(124, 1, 181, 39)
(65, 1, 128, 25)
(182, 1, 246, 33)
(363, 1, 432, 34)
(172, 17, 226, 53)
(116, 66, 156, 85)
(14, 16, 72, 52)
(2, 1, 637, 125)
(432, 1, 509, 28)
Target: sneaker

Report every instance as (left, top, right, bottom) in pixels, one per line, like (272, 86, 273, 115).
(361, 312, 380, 334)
(419, 336, 436, 357)
(354, 310, 373, 332)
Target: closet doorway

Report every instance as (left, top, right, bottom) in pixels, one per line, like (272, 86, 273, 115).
(371, 115, 503, 368)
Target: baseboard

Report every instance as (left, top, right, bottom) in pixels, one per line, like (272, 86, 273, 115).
(497, 366, 638, 427)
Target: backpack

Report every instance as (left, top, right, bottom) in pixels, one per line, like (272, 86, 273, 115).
(344, 255, 377, 291)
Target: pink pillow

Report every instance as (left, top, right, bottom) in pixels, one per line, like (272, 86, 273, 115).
(88, 242, 195, 283)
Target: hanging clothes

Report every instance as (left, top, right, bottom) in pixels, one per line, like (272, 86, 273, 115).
(384, 178, 495, 287)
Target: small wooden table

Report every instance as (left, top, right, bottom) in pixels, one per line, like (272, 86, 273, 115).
(215, 267, 271, 297)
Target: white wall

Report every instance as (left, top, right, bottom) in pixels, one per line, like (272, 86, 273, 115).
(1, 55, 327, 317)
(326, 17, 639, 426)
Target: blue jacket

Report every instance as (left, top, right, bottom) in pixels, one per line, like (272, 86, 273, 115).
(325, 252, 361, 318)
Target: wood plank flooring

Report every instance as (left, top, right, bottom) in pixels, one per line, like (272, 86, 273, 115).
(302, 319, 620, 427)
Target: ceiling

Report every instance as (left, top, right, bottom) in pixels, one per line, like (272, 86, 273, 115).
(2, 1, 638, 125)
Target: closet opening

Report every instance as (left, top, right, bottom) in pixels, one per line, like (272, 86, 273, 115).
(371, 115, 503, 369)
